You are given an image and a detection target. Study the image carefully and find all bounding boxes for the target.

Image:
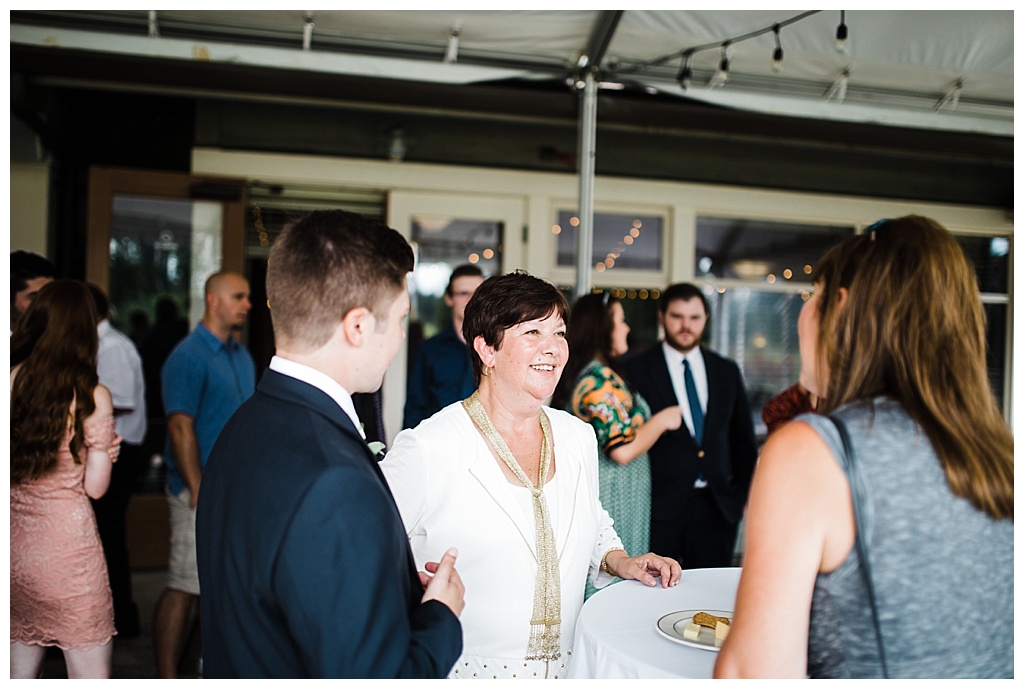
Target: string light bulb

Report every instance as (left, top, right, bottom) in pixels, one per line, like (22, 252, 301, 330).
(676, 50, 694, 90)
(771, 24, 784, 72)
(709, 42, 730, 88)
(825, 69, 850, 103)
(835, 10, 849, 54)
(935, 79, 963, 112)
(302, 11, 314, 51)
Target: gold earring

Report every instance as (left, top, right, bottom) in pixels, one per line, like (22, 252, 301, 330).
(482, 365, 493, 376)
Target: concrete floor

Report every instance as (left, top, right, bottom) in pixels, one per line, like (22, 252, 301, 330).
(40, 569, 201, 679)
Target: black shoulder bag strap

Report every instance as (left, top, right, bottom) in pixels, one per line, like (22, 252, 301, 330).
(829, 414, 890, 678)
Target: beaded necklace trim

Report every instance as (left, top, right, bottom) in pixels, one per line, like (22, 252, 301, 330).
(462, 391, 561, 661)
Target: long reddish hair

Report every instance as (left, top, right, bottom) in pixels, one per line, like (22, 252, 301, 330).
(10, 280, 99, 483)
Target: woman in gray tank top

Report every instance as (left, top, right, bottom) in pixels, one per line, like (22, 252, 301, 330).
(715, 216, 1013, 678)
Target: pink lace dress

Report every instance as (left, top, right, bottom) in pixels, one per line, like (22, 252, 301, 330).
(10, 413, 117, 650)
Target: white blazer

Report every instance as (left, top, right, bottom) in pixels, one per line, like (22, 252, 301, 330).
(381, 402, 622, 671)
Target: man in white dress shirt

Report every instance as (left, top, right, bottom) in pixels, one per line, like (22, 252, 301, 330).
(87, 283, 147, 637)
(623, 283, 757, 568)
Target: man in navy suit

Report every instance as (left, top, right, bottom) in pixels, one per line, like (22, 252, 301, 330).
(622, 283, 757, 569)
(196, 210, 464, 678)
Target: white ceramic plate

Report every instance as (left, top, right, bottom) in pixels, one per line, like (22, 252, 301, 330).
(655, 609, 733, 652)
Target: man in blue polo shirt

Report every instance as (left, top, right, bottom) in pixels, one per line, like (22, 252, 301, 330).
(402, 264, 484, 429)
(153, 271, 255, 678)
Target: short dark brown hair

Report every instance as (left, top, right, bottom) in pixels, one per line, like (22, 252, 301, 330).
(266, 210, 413, 351)
(445, 264, 484, 296)
(659, 282, 709, 315)
(462, 271, 568, 384)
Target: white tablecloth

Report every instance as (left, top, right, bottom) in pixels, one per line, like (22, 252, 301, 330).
(567, 567, 741, 679)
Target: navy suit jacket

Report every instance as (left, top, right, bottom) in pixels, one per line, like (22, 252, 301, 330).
(196, 369, 462, 678)
(622, 345, 757, 527)
(403, 325, 476, 429)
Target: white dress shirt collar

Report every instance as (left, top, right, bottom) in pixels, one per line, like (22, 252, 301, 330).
(269, 355, 365, 439)
(661, 342, 708, 436)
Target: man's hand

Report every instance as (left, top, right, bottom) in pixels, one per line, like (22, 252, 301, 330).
(107, 433, 123, 463)
(187, 481, 201, 509)
(607, 550, 682, 588)
(420, 547, 465, 617)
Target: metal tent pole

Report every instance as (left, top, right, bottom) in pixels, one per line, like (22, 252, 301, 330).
(575, 69, 598, 301)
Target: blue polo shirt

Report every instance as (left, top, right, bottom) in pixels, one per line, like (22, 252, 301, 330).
(161, 322, 256, 496)
(402, 325, 476, 429)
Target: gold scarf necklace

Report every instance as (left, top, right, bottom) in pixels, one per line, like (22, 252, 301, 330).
(462, 390, 561, 661)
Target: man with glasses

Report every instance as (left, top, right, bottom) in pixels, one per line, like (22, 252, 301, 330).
(403, 264, 485, 429)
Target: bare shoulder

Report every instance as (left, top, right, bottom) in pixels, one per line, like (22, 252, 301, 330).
(752, 419, 854, 572)
(757, 420, 837, 481)
(747, 419, 849, 549)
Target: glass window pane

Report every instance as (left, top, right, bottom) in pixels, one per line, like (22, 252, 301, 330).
(703, 287, 807, 439)
(555, 211, 663, 272)
(696, 287, 1009, 438)
(409, 215, 501, 340)
(696, 217, 854, 284)
(108, 195, 222, 334)
(984, 303, 1007, 408)
(955, 235, 1010, 294)
(596, 287, 663, 354)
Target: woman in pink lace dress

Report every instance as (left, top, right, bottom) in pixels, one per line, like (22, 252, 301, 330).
(10, 280, 118, 678)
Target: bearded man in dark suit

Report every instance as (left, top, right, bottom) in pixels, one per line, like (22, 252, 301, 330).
(196, 210, 464, 678)
(622, 283, 757, 569)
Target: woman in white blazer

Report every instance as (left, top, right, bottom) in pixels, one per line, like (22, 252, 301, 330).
(382, 272, 680, 679)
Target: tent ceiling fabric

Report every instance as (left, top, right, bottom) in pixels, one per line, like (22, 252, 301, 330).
(10, 9, 1013, 136)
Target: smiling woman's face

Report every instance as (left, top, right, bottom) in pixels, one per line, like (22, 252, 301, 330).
(481, 310, 568, 404)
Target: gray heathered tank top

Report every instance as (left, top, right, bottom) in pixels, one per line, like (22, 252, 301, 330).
(801, 398, 1013, 678)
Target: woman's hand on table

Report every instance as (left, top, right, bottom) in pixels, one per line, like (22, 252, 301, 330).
(607, 550, 681, 588)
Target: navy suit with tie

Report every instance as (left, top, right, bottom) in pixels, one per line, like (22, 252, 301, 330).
(623, 345, 757, 568)
(196, 369, 462, 678)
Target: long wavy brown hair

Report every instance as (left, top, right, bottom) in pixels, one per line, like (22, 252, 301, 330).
(10, 280, 100, 483)
(813, 216, 1013, 519)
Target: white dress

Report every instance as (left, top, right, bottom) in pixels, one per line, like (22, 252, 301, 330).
(381, 403, 623, 679)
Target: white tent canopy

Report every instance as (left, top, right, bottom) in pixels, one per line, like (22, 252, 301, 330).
(10, 9, 1013, 136)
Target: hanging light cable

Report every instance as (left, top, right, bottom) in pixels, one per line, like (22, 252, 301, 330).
(835, 10, 849, 53)
(771, 23, 784, 72)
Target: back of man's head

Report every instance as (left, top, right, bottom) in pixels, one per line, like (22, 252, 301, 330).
(11, 251, 57, 296)
(266, 210, 414, 351)
(86, 282, 110, 321)
(446, 264, 484, 296)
